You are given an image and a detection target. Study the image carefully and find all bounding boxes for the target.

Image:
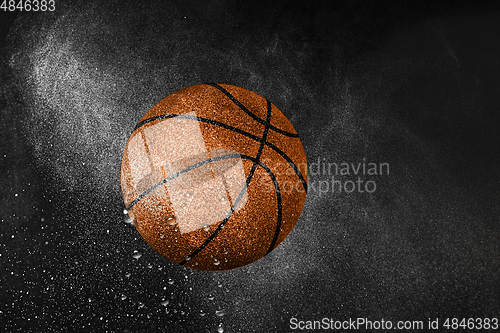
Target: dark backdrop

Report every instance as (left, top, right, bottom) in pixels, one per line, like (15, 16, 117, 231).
(1, 1, 499, 332)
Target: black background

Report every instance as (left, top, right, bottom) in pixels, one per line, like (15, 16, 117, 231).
(1, 1, 499, 332)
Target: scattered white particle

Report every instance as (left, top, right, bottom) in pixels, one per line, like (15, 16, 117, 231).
(124, 215, 133, 224)
(185, 192, 194, 201)
(132, 250, 142, 259)
(123, 209, 128, 215)
(15, 193, 18, 197)
(166, 215, 176, 226)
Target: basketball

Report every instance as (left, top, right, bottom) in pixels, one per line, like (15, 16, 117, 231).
(120, 83, 308, 270)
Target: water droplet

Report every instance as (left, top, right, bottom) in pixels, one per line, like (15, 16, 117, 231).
(123, 209, 128, 215)
(219, 196, 228, 203)
(159, 233, 165, 239)
(168, 278, 174, 285)
(132, 250, 142, 259)
(215, 309, 225, 317)
(125, 273, 131, 278)
(200, 310, 206, 317)
(166, 215, 176, 226)
(138, 302, 145, 309)
(147, 264, 152, 269)
(185, 256, 192, 261)
(121, 294, 127, 300)
(214, 260, 220, 266)
(203, 225, 210, 232)
(161, 300, 169, 306)
(124, 215, 133, 224)
(217, 323, 224, 333)
(185, 192, 194, 201)
(208, 295, 215, 301)
(147, 313, 152, 319)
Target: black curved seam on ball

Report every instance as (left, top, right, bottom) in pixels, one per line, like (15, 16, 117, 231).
(125, 153, 241, 211)
(125, 154, 240, 210)
(250, 100, 282, 254)
(131, 114, 308, 193)
(261, 100, 283, 253)
(179, 100, 275, 266)
(126, 153, 282, 265)
(247, 99, 271, 190)
(179, 155, 282, 266)
(179, 97, 273, 261)
(204, 83, 300, 138)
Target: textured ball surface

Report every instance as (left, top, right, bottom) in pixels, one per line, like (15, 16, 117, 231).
(120, 83, 308, 270)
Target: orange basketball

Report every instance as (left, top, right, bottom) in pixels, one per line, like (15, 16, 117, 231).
(120, 83, 308, 270)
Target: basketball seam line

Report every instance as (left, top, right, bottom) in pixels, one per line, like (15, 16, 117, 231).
(246, 100, 271, 194)
(181, 100, 280, 265)
(132, 154, 281, 266)
(125, 154, 241, 211)
(260, 100, 282, 254)
(125, 154, 282, 257)
(204, 83, 300, 138)
(131, 114, 308, 193)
